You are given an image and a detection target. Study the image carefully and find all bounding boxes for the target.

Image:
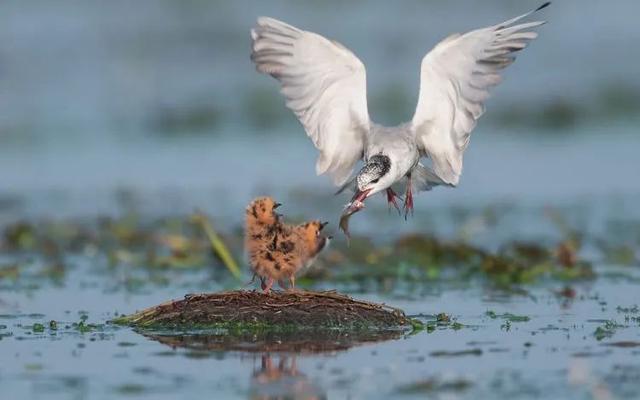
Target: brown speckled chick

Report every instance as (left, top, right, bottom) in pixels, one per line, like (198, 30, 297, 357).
(245, 197, 281, 244)
(287, 220, 331, 289)
(260, 220, 331, 292)
(245, 197, 283, 288)
(245, 197, 331, 292)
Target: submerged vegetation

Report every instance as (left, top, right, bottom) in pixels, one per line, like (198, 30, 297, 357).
(1, 203, 638, 292)
(408, 312, 466, 333)
(593, 320, 626, 341)
(2, 202, 639, 399)
(332, 234, 594, 287)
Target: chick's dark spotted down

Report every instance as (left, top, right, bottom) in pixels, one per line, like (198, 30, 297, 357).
(244, 197, 283, 288)
(244, 197, 331, 292)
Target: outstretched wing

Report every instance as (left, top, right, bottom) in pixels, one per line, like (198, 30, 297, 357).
(412, 3, 549, 185)
(251, 17, 370, 185)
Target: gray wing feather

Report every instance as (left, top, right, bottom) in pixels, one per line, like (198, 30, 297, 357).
(251, 17, 370, 185)
(412, 3, 548, 186)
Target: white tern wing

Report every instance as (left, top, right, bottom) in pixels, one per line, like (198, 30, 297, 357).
(251, 17, 370, 185)
(412, 2, 549, 185)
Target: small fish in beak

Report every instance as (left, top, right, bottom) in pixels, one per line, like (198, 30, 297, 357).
(339, 188, 371, 241)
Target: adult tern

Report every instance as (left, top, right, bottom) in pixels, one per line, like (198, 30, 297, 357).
(250, 2, 550, 232)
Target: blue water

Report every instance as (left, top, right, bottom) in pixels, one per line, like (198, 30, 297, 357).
(1, 1, 640, 398)
(2, 265, 640, 399)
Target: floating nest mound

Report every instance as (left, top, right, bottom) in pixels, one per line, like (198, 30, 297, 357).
(112, 290, 412, 332)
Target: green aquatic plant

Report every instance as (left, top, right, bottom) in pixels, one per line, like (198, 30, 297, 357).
(114, 383, 147, 395)
(0, 210, 606, 290)
(451, 322, 464, 330)
(395, 377, 473, 395)
(436, 313, 451, 323)
(24, 363, 44, 372)
(430, 349, 482, 357)
(486, 310, 531, 323)
(616, 305, 639, 314)
(408, 312, 466, 334)
(593, 320, 625, 341)
(73, 317, 102, 334)
(191, 212, 242, 280)
(600, 244, 637, 266)
(327, 232, 594, 287)
(3, 221, 37, 250)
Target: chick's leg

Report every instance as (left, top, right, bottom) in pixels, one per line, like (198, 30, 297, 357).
(288, 275, 296, 291)
(262, 277, 275, 293)
(245, 272, 258, 288)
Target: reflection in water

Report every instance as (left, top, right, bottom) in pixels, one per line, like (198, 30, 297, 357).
(250, 355, 325, 400)
(142, 328, 404, 354)
(568, 359, 612, 400)
(142, 329, 404, 399)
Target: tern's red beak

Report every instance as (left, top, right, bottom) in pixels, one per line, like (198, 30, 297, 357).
(342, 188, 371, 216)
(351, 188, 371, 204)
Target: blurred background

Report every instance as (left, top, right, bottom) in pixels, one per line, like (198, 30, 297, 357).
(1, 0, 638, 224)
(2, 2, 640, 399)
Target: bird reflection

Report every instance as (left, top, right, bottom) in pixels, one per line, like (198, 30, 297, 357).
(249, 354, 325, 400)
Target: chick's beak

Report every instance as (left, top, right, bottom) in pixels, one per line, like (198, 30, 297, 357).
(320, 221, 329, 230)
(273, 202, 282, 209)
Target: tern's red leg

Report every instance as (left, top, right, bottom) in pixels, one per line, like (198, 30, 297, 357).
(262, 277, 275, 293)
(403, 175, 414, 220)
(386, 188, 402, 215)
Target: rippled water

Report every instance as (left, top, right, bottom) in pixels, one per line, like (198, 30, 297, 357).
(2, 263, 640, 399)
(1, 196, 640, 399)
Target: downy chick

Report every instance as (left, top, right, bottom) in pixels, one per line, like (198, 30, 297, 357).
(254, 220, 330, 292)
(244, 196, 283, 289)
(287, 220, 331, 289)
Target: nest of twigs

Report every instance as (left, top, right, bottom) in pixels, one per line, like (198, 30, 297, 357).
(112, 290, 412, 332)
